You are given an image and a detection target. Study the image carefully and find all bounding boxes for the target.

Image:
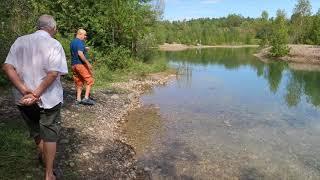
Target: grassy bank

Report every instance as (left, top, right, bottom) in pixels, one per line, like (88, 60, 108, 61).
(93, 57, 169, 89)
(0, 95, 43, 179)
(0, 124, 42, 179)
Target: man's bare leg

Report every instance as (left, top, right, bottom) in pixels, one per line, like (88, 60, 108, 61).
(76, 86, 82, 101)
(37, 139, 44, 162)
(44, 142, 56, 180)
(84, 85, 92, 99)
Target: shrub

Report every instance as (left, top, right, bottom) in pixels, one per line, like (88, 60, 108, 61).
(105, 46, 132, 71)
(136, 33, 157, 62)
(270, 42, 290, 57)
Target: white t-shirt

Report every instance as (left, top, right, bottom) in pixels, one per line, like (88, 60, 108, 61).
(5, 30, 68, 109)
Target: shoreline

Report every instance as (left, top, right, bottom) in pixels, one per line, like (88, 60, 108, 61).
(159, 43, 259, 51)
(0, 71, 176, 179)
(254, 44, 320, 65)
(58, 71, 176, 178)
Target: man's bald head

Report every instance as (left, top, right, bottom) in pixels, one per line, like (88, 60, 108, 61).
(76, 29, 87, 40)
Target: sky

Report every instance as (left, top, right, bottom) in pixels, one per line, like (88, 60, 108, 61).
(163, 0, 320, 21)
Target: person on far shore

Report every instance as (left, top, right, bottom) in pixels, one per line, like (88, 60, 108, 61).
(70, 29, 95, 105)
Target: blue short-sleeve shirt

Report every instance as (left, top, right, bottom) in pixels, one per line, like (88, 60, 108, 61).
(70, 38, 88, 66)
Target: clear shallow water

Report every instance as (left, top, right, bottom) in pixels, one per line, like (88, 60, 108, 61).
(123, 48, 320, 179)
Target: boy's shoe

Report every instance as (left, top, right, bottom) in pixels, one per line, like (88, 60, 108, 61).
(81, 98, 96, 105)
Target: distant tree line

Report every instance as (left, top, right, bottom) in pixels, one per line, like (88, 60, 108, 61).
(154, 14, 258, 45)
(153, 0, 320, 56)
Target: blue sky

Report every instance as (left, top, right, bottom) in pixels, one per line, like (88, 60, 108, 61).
(163, 0, 320, 21)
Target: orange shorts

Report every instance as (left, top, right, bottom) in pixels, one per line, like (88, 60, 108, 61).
(72, 64, 94, 87)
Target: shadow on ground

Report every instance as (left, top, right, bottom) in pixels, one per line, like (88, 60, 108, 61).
(0, 83, 149, 179)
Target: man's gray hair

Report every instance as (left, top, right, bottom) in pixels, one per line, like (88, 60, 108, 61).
(37, 15, 56, 30)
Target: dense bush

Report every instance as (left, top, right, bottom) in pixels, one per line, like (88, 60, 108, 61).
(105, 46, 132, 71)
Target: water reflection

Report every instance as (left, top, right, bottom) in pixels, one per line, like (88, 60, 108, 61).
(158, 48, 320, 108)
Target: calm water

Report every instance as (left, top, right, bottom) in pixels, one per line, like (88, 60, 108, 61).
(123, 48, 320, 180)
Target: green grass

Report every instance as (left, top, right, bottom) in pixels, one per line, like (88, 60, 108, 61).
(93, 57, 169, 89)
(0, 121, 42, 180)
(0, 73, 9, 88)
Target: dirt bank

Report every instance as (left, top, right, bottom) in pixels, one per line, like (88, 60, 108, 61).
(255, 45, 320, 65)
(159, 43, 259, 51)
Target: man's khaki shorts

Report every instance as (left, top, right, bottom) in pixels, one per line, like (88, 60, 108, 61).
(18, 103, 61, 142)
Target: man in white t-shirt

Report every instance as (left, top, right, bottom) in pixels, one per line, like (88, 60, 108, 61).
(2, 15, 67, 180)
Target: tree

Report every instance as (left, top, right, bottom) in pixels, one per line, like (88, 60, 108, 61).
(225, 14, 244, 27)
(310, 9, 320, 45)
(261, 10, 269, 21)
(270, 10, 290, 57)
(256, 10, 272, 47)
(291, 0, 312, 43)
(293, 0, 312, 16)
(153, 0, 165, 19)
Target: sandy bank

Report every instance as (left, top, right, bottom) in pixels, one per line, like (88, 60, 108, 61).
(255, 45, 320, 65)
(159, 43, 259, 51)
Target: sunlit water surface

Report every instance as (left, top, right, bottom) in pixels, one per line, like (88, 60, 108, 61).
(123, 48, 320, 180)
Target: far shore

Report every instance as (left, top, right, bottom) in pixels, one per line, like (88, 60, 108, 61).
(159, 43, 259, 51)
(255, 44, 320, 65)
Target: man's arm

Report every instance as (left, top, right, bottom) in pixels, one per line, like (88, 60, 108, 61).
(2, 63, 31, 95)
(32, 71, 59, 98)
(78, 51, 92, 71)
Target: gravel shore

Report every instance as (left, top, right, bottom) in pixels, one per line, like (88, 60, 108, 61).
(0, 72, 175, 179)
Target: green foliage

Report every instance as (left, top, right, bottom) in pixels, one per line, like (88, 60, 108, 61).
(105, 46, 133, 71)
(136, 33, 158, 61)
(293, 0, 312, 17)
(154, 17, 258, 45)
(290, 0, 313, 43)
(261, 11, 269, 21)
(257, 11, 272, 47)
(0, 0, 158, 63)
(0, 0, 164, 87)
(0, 74, 8, 87)
(0, 0, 37, 64)
(310, 10, 320, 45)
(270, 10, 290, 57)
(0, 122, 40, 179)
(93, 53, 168, 88)
(155, 0, 320, 47)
